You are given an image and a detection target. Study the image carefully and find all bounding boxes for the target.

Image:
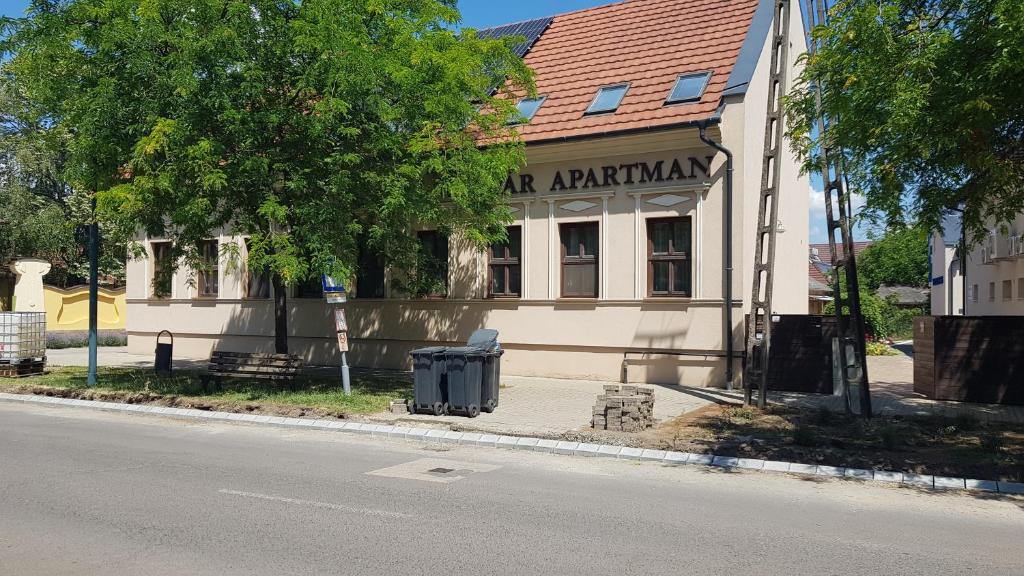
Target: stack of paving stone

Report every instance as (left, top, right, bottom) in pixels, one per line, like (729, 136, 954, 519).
(591, 384, 654, 432)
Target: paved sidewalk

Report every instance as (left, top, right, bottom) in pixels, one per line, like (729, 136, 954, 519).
(371, 375, 718, 436)
(46, 347, 208, 370)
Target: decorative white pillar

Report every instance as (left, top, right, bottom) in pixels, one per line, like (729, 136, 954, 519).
(547, 200, 556, 299)
(10, 259, 51, 312)
(601, 196, 609, 300)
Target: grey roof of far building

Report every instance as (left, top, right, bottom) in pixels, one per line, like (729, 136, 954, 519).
(877, 285, 930, 306)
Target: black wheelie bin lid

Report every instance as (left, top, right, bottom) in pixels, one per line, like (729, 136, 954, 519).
(466, 329, 499, 351)
(410, 346, 448, 356)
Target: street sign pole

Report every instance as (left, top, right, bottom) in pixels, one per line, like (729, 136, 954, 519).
(324, 273, 350, 396)
(87, 197, 99, 387)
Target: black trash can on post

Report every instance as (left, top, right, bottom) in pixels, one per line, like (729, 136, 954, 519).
(154, 330, 173, 376)
(444, 346, 487, 418)
(410, 346, 448, 416)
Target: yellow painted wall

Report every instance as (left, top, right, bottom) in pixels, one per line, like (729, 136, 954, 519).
(43, 285, 126, 331)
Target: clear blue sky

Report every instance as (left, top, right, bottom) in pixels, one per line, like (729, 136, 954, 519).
(0, 1, 612, 23)
(1, 0, 854, 243)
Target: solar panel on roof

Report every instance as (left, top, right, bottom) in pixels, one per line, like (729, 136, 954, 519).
(475, 16, 553, 58)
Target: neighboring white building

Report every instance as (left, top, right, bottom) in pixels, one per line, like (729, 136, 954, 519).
(125, 0, 811, 387)
(931, 212, 1024, 316)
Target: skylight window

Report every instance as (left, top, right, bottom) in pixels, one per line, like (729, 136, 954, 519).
(512, 96, 546, 124)
(666, 72, 712, 104)
(585, 83, 629, 115)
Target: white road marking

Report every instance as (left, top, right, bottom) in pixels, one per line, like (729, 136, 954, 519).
(218, 489, 412, 519)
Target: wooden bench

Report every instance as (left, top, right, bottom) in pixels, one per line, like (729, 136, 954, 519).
(203, 351, 304, 390)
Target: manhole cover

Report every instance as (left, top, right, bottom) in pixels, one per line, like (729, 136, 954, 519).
(366, 458, 501, 483)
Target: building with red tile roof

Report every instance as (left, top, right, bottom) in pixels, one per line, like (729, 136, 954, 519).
(127, 0, 812, 389)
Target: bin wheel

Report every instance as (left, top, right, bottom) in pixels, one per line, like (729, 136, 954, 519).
(442, 403, 450, 416)
(482, 400, 496, 413)
(432, 402, 445, 416)
(467, 404, 480, 418)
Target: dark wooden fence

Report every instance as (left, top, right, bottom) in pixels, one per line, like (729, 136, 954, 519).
(914, 316, 1024, 405)
(754, 315, 836, 394)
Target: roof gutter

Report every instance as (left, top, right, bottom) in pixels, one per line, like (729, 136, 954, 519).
(697, 119, 736, 390)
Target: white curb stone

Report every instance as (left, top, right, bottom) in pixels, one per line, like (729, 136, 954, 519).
(4, 392, 1018, 498)
(425, 429, 447, 442)
(514, 437, 539, 450)
(574, 443, 602, 457)
(736, 458, 764, 471)
(687, 453, 713, 465)
(477, 434, 500, 447)
(933, 476, 966, 490)
(458, 432, 482, 445)
(640, 449, 667, 462)
(535, 439, 559, 453)
(496, 436, 519, 449)
(903, 474, 934, 488)
(662, 451, 690, 465)
(711, 456, 739, 468)
(618, 447, 644, 460)
(964, 479, 998, 492)
(406, 428, 430, 440)
(763, 461, 791, 473)
(789, 463, 816, 475)
(816, 466, 845, 478)
(554, 441, 579, 455)
(872, 470, 903, 483)
(844, 468, 873, 480)
(441, 431, 464, 444)
(998, 481, 1024, 495)
(389, 426, 411, 438)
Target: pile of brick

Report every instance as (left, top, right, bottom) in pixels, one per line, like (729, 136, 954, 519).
(591, 384, 654, 432)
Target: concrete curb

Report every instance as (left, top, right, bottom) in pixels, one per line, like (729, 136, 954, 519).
(3, 391, 1021, 496)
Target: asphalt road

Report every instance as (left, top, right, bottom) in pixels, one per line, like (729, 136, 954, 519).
(1, 403, 1022, 576)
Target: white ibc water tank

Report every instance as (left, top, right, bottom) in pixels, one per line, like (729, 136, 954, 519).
(0, 312, 46, 362)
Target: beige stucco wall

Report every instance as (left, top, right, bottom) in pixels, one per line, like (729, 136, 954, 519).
(125, 9, 811, 386)
(961, 215, 1024, 315)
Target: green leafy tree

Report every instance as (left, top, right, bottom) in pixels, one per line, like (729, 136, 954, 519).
(0, 70, 125, 287)
(786, 0, 1024, 245)
(3, 0, 532, 350)
(857, 225, 930, 290)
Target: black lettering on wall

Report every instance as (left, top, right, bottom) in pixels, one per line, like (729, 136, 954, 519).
(667, 159, 686, 181)
(583, 168, 600, 189)
(568, 169, 584, 189)
(689, 156, 712, 178)
(602, 165, 620, 187)
(550, 171, 568, 191)
(619, 163, 639, 184)
(503, 175, 517, 194)
(520, 174, 536, 193)
(640, 161, 665, 183)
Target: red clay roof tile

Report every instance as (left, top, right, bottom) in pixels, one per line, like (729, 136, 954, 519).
(494, 0, 761, 143)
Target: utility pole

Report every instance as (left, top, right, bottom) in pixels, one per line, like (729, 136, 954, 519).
(87, 196, 99, 386)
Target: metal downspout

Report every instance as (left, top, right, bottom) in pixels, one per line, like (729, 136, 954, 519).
(698, 122, 735, 390)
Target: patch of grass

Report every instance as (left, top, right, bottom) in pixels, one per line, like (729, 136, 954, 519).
(865, 341, 898, 356)
(4, 367, 412, 415)
(980, 433, 1005, 453)
(791, 425, 817, 447)
(878, 425, 901, 451)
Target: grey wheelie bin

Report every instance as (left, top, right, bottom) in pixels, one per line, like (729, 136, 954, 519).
(480, 346, 503, 413)
(444, 346, 487, 418)
(466, 329, 502, 413)
(410, 346, 448, 416)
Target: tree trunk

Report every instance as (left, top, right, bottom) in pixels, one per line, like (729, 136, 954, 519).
(273, 274, 288, 354)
